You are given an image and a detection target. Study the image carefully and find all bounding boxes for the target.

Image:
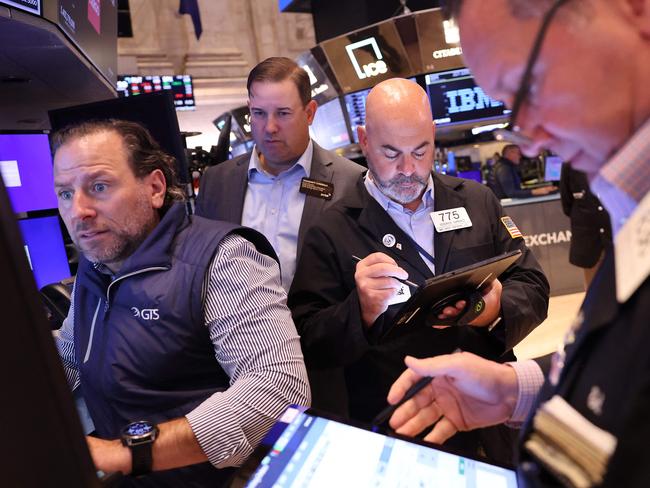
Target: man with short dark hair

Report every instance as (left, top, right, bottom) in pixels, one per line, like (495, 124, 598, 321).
(195, 57, 363, 416)
(195, 57, 364, 292)
(53, 119, 310, 486)
(387, 1, 650, 485)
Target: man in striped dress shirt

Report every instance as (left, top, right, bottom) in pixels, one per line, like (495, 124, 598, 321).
(52, 119, 310, 486)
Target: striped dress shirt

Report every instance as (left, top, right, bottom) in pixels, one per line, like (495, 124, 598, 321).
(55, 233, 310, 468)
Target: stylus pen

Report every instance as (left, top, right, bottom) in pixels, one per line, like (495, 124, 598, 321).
(351, 255, 419, 288)
(371, 375, 434, 427)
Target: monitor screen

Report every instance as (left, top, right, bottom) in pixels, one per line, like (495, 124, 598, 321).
(233, 407, 518, 488)
(117, 75, 196, 111)
(0, 133, 58, 214)
(0, 0, 41, 15)
(415, 9, 465, 74)
(344, 88, 370, 144)
(296, 51, 340, 106)
(321, 20, 413, 93)
(49, 91, 190, 184)
(425, 68, 509, 128)
(47, 0, 118, 85)
(309, 98, 351, 150)
(18, 215, 71, 289)
(544, 155, 563, 182)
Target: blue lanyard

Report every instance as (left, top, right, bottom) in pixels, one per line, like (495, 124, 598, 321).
(404, 233, 435, 268)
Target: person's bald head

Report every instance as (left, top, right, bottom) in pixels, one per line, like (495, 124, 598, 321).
(364, 78, 433, 136)
(358, 78, 436, 211)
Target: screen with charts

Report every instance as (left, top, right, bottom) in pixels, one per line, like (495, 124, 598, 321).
(232, 408, 518, 488)
(309, 98, 351, 150)
(18, 215, 71, 289)
(544, 155, 563, 182)
(425, 68, 509, 128)
(117, 75, 196, 111)
(0, 133, 58, 214)
(344, 88, 370, 143)
(344, 77, 416, 143)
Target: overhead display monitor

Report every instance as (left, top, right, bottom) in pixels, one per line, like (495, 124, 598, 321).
(344, 77, 416, 143)
(49, 91, 190, 184)
(309, 98, 351, 150)
(46, 0, 118, 85)
(425, 68, 510, 128)
(0, 133, 58, 214)
(117, 75, 196, 111)
(344, 88, 371, 144)
(296, 51, 339, 106)
(18, 215, 71, 289)
(415, 9, 465, 74)
(0, 0, 41, 15)
(321, 20, 413, 93)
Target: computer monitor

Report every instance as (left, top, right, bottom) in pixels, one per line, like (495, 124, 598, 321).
(321, 20, 413, 93)
(117, 75, 196, 111)
(309, 98, 351, 150)
(544, 155, 563, 182)
(344, 88, 370, 144)
(0, 175, 101, 487)
(424, 68, 510, 128)
(49, 91, 190, 184)
(18, 215, 71, 289)
(0, 133, 58, 214)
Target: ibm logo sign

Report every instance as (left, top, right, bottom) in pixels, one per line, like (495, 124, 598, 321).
(445, 87, 504, 114)
(345, 37, 388, 80)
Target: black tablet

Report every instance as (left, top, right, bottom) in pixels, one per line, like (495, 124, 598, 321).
(229, 406, 518, 487)
(383, 250, 523, 339)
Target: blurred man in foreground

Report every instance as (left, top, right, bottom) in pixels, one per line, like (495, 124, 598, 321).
(388, 1, 650, 486)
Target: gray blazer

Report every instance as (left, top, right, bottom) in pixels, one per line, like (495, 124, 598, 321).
(194, 141, 365, 258)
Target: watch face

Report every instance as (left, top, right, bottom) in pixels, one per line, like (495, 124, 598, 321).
(125, 421, 154, 437)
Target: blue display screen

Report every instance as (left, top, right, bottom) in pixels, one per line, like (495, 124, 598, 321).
(18, 216, 71, 289)
(0, 133, 58, 214)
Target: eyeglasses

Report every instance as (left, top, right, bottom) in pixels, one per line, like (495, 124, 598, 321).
(494, 0, 572, 146)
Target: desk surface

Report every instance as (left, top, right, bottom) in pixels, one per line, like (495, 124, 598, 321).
(500, 193, 560, 207)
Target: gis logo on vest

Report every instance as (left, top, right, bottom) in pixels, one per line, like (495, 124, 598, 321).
(131, 307, 160, 321)
(345, 37, 388, 80)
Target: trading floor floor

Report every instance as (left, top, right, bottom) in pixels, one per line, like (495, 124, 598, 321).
(514, 292, 585, 360)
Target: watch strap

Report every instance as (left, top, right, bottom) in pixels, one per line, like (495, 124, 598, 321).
(130, 441, 153, 476)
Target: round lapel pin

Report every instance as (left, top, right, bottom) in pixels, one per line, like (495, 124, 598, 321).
(382, 234, 396, 248)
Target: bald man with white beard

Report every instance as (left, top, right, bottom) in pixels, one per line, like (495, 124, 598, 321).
(288, 78, 549, 464)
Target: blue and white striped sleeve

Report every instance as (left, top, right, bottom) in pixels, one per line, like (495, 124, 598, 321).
(53, 282, 80, 391)
(185, 233, 311, 468)
(507, 359, 545, 425)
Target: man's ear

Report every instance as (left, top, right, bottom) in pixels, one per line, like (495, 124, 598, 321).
(147, 169, 167, 209)
(357, 126, 368, 155)
(305, 100, 318, 124)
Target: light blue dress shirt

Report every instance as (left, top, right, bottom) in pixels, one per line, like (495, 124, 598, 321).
(242, 140, 313, 291)
(364, 173, 437, 275)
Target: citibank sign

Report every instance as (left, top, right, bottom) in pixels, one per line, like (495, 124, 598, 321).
(345, 37, 388, 80)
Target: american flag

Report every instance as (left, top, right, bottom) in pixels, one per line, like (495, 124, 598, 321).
(501, 216, 523, 239)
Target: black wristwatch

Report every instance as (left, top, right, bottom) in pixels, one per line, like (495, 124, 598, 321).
(121, 421, 159, 476)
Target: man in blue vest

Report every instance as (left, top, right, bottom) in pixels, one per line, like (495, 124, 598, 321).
(52, 119, 310, 486)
